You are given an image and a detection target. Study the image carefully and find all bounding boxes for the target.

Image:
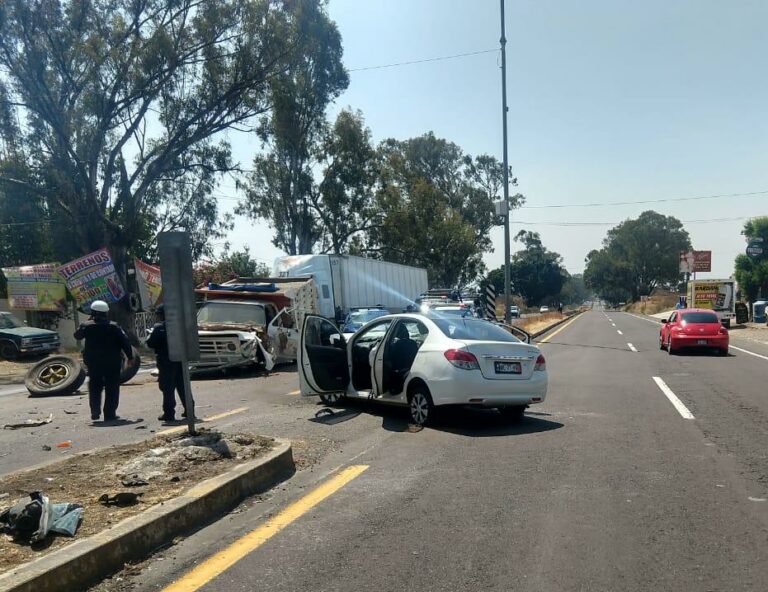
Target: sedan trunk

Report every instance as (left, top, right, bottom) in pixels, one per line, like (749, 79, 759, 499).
(459, 341, 539, 380)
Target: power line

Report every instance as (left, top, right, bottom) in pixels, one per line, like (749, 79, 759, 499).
(514, 216, 750, 227)
(521, 189, 768, 209)
(347, 48, 498, 72)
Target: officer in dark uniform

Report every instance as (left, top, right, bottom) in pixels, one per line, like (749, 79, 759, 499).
(146, 304, 188, 421)
(74, 300, 134, 422)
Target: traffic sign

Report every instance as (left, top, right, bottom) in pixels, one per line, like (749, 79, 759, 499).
(746, 239, 764, 259)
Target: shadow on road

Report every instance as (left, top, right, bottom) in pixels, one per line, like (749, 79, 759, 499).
(312, 398, 564, 437)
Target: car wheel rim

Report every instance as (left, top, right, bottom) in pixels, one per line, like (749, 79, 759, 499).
(411, 393, 429, 424)
(321, 392, 341, 404)
(39, 363, 70, 386)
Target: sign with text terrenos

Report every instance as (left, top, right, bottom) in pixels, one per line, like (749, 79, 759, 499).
(58, 248, 125, 307)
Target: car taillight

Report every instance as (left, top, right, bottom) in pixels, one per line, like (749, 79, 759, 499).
(444, 349, 480, 370)
(534, 353, 546, 371)
(719, 326, 728, 334)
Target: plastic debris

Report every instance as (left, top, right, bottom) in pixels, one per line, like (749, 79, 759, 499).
(56, 441, 72, 448)
(3, 414, 53, 430)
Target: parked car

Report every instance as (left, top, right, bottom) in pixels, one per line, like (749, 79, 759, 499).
(0, 312, 60, 360)
(342, 307, 390, 334)
(509, 305, 520, 318)
(539, 306, 550, 313)
(423, 303, 473, 318)
(299, 313, 548, 425)
(659, 309, 729, 356)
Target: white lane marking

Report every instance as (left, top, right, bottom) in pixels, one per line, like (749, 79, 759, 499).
(617, 330, 623, 335)
(729, 344, 768, 362)
(628, 343, 638, 352)
(611, 323, 616, 327)
(652, 377, 695, 419)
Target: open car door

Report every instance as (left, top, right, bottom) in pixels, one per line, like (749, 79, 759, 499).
(299, 315, 350, 396)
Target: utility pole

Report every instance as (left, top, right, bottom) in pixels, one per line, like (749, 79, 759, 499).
(500, 0, 512, 323)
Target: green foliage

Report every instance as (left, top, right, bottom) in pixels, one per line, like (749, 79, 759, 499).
(240, 2, 349, 255)
(734, 216, 768, 301)
(0, 0, 327, 273)
(559, 273, 590, 305)
(508, 231, 567, 306)
(192, 247, 270, 286)
(364, 132, 520, 287)
(584, 211, 691, 302)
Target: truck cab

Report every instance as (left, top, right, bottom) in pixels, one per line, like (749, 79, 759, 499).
(191, 277, 318, 374)
(0, 312, 60, 359)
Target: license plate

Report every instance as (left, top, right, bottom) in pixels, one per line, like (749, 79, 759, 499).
(697, 339, 708, 345)
(494, 361, 522, 374)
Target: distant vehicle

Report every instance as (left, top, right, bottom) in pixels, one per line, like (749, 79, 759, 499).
(659, 309, 729, 356)
(509, 305, 520, 318)
(342, 307, 389, 334)
(539, 306, 550, 313)
(686, 279, 736, 328)
(299, 313, 548, 425)
(0, 312, 60, 360)
(424, 303, 473, 318)
(273, 254, 428, 319)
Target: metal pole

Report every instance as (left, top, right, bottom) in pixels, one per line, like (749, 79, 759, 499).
(500, 0, 512, 324)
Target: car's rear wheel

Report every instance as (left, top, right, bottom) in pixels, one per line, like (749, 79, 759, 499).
(499, 405, 526, 422)
(718, 348, 729, 357)
(408, 385, 435, 426)
(319, 392, 345, 406)
(25, 355, 86, 397)
(0, 340, 19, 360)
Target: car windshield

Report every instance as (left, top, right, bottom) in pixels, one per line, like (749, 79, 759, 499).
(433, 318, 520, 342)
(681, 312, 719, 324)
(197, 302, 266, 326)
(0, 315, 23, 330)
(347, 310, 388, 324)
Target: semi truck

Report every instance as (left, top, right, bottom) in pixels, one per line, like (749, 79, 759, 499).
(686, 279, 736, 327)
(273, 254, 428, 319)
(191, 277, 318, 372)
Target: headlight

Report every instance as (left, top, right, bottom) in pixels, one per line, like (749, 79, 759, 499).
(226, 342, 237, 352)
(21, 338, 32, 346)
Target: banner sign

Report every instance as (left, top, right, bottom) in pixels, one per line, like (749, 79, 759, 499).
(58, 248, 125, 306)
(135, 259, 162, 310)
(1, 264, 67, 311)
(693, 251, 712, 272)
(680, 251, 712, 273)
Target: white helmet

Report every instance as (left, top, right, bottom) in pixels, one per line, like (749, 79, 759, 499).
(90, 300, 110, 313)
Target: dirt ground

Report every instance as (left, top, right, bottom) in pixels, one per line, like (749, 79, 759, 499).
(515, 312, 567, 335)
(0, 430, 274, 574)
(625, 291, 680, 315)
(0, 358, 39, 383)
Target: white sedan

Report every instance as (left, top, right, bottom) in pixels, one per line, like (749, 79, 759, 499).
(299, 313, 548, 425)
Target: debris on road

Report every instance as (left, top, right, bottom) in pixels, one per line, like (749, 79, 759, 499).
(3, 413, 53, 430)
(121, 477, 149, 488)
(98, 492, 142, 507)
(0, 491, 83, 544)
(0, 430, 274, 574)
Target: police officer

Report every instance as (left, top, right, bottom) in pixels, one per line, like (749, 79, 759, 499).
(74, 300, 134, 422)
(146, 304, 189, 422)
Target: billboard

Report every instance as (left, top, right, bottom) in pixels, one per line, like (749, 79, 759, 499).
(135, 259, 162, 310)
(58, 248, 125, 307)
(679, 251, 712, 273)
(1, 264, 67, 311)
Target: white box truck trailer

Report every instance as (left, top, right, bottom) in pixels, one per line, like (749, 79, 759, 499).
(273, 254, 428, 319)
(686, 278, 736, 327)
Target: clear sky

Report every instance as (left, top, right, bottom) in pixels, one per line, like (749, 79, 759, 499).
(220, 0, 768, 279)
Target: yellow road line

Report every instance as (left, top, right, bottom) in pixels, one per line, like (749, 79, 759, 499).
(162, 464, 369, 592)
(157, 407, 249, 436)
(538, 313, 583, 344)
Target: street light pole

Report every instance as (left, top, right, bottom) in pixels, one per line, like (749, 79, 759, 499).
(500, 0, 511, 323)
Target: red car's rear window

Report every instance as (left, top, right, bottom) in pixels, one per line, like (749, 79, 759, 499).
(681, 312, 719, 324)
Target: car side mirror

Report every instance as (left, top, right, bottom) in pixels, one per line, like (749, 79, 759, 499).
(661, 319, 668, 324)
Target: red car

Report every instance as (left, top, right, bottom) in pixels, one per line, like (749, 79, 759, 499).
(659, 309, 729, 356)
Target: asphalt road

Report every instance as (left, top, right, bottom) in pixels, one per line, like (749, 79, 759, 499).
(3, 310, 768, 591)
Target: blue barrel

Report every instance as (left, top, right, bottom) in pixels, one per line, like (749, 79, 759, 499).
(753, 301, 767, 323)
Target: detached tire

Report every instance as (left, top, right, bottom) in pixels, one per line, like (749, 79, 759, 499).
(25, 355, 86, 397)
(120, 347, 141, 384)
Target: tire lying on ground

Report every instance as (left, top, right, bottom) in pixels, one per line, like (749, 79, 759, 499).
(119, 347, 142, 384)
(25, 355, 87, 397)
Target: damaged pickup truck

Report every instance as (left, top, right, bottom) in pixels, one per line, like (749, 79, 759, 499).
(191, 277, 318, 375)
